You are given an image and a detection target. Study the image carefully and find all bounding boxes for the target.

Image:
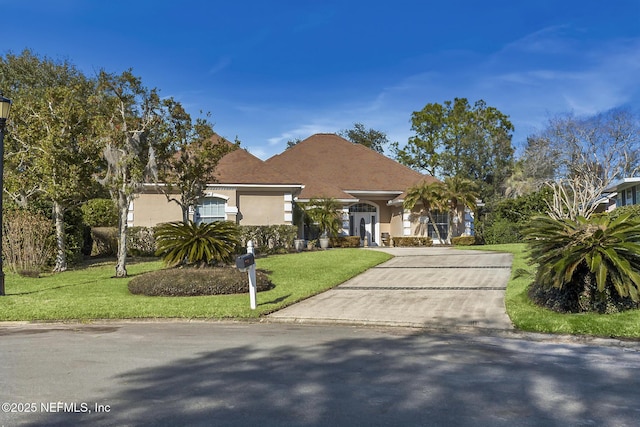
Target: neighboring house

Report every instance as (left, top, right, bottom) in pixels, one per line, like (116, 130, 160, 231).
(601, 177, 640, 211)
(131, 133, 472, 245)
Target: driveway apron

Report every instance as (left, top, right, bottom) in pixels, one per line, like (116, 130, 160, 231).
(268, 247, 514, 330)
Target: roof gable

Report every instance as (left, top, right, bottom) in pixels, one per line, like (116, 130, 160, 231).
(265, 133, 436, 198)
(214, 147, 300, 185)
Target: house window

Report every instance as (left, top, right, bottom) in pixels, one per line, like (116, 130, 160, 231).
(349, 203, 377, 213)
(427, 211, 448, 241)
(371, 215, 376, 243)
(195, 198, 226, 224)
(626, 188, 634, 206)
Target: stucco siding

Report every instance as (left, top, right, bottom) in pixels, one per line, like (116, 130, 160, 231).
(238, 191, 288, 225)
(132, 193, 182, 227)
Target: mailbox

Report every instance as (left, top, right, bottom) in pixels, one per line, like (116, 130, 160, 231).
(236, 253, 255, 272)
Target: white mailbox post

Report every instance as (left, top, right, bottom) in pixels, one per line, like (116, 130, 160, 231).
(236, 240, 257, 310)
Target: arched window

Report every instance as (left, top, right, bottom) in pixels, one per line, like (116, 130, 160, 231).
(349, 203, 377, 213)
(195, 198, 226, 223)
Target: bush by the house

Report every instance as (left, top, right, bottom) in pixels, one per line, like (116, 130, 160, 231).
(128, 266, 274, 296)
(239, 225, 297, 254)
(392, 236, 433, 247)
(477, 188, 552, 244)
(451, 236, 477, 246)
(127, 226, 156, 256)
(2, 209, 54, 276)
(90, 227, 118, 256)
(525, 213, 640, 313)
(479, 218, 521, 245)
(330, 236, 361, 248)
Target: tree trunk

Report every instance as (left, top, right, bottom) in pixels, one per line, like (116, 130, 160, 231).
(427, 211, 445, 244)
(52, 201, 67, 272)
(115, 191, 129, 278)
(182, 205, 190, 224)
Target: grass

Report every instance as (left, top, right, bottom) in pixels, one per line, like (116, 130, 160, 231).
(0, 249, 392, 322)
(465, 243, 640, 339)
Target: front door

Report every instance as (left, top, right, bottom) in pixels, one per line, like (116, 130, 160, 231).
(349, 202, 378, 246)
(351, 212, 375, 246)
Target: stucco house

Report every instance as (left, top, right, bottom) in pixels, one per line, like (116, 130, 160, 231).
(130, 133, 472, 245)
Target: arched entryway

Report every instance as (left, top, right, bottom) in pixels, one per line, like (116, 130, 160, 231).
(348, 202, 379, 246)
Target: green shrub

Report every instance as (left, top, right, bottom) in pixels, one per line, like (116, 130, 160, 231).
(608, 204, 640, 221)
(239, 225, 298, 254)
(127, 226, 156, 256)
(481, 218, 521, 245)
(81, 199, 118, 227)
(90, 227, 118, 257)
(451, 235, 477, 246)
(525, 213, 640, 313)
(330, 236, 361, 248)
(128, 266, 274, 296)
(392, 236, 433, 247)
(155, 221, 240, 267)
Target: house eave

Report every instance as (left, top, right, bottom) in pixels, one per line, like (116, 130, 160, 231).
(603, 177, 640, 193)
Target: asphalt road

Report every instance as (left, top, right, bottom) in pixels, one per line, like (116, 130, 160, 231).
(2, 322, 640, 426)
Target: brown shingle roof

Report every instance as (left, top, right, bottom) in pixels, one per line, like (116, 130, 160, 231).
(265, 133, 437, 199)
(214, 147, 301, 185)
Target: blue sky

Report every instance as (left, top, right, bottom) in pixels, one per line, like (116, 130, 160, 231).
(2, 1, 640, 159)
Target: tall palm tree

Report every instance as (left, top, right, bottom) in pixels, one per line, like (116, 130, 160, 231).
(441, 176, 479, 243)
(403, 181, 446, 244)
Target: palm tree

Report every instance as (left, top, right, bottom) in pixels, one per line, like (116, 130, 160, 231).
(525, 213, 640, 312)
(305, 198, 343, 247)
(403, 181, 446, 244)
(154, 220, 240, 267)
(441, 176, 479, 243)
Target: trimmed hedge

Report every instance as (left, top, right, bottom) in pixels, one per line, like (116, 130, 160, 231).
(89, 226, 157, 257)
(330, 236, 361, 248)
(128, 226, 156, 256)
(90, 227, 118, 256)
(239, 225, 297, 254)
(451, 236, 477, 246)
(392, 236, 433, 247)
(128, 266, 274, 296)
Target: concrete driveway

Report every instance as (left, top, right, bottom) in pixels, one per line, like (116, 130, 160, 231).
(268, 247, 514, 330)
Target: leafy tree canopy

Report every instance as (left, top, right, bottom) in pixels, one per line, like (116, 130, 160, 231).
(339, 122, 389, 153)
(394, 98, 514, 201)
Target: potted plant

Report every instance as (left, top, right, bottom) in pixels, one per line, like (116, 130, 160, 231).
(306, 198, 342, 249)
(294, 238, 305, 252)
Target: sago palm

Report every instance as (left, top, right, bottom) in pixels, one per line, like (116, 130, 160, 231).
(155, 220, 240, 267)
(525, 213, 640, 305)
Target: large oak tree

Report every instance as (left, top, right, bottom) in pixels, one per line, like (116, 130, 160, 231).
(394, 98, 514, 201)
(0, 50, 101, 271)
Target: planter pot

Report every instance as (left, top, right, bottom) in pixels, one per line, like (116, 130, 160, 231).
(319, 237, 330, 250)
(294, 239, 305, 252)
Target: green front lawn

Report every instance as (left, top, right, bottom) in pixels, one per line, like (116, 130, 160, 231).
(0, 249, 392, 321)
(468, 244, 640, 339)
